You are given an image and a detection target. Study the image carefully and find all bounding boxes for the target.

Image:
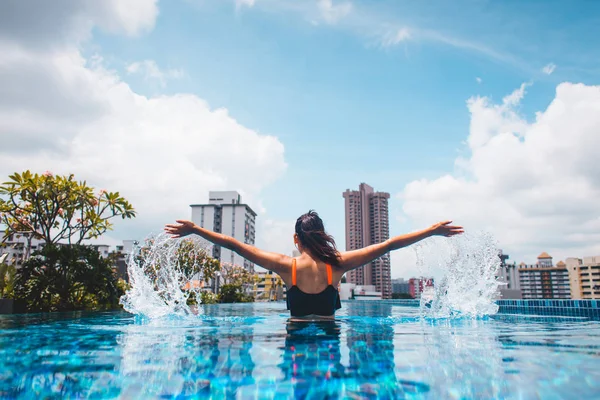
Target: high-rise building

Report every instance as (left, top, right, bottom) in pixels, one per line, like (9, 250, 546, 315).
(566, 255, 600, 299)
(518, 252, 570, 299)
(190, 191, 257, 271)
(343, 183, 392, 298)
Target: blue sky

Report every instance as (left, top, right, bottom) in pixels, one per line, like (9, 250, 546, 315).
(99, 0, 599, 271)
(2, 0, 600, 277)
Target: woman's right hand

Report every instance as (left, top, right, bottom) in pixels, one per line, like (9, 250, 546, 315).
(429, 221, 464, 237)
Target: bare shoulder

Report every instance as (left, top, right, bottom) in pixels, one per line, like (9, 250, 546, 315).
(256, 249, 294, 274)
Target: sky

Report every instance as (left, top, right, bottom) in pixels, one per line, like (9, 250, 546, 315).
(1, 0, 599, 278)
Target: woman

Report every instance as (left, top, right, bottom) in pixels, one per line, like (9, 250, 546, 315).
(164, 210, 463, 318)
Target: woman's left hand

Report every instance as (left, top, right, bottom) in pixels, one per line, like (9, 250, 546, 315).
(164, 220, 197, 238)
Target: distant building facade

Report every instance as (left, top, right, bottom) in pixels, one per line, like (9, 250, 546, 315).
(518, 253, 570, 299)
(0, 234, 116, 268)
(0, 233, 137, 283)
(338, 283, 383, 300)
(253, 271, 284, 301)
(409, 278, 434, 299)
(0, 233, 44, 268)
(191, 191, 257, 271)
(343, 183, 392, 299)
(566, 256, 600, 300)
(352, 285, 383, 300)
(391, 278, 410, 295)
(495, 251, 522, 299)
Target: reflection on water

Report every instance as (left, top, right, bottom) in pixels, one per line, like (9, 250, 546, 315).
(279, 321, 344, 398)
(420, 318, 507, 399)
(1, 303, 600, 399)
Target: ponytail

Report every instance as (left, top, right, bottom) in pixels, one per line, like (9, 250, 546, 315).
(295, 211, 341, 266)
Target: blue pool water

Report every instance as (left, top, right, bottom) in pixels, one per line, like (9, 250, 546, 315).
(1, 302, 599, 399)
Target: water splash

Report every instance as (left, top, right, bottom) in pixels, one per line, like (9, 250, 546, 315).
(414, 231, 501, 318)
(120, 233, 211, 318)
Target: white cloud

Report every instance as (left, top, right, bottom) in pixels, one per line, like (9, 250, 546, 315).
(502, 81, 529, 106)
(398, 82, 600, 266)
(126, 60, 185, 87)
(390, 248, 419, 279)
(476, 77, 482, 84)
(255, 219, 297, 267)
(542, 63, 556, 75)
(0, 0, 288, 244)
(0, 0, 158, 48)
(227, 1, 523, 70)
(380, 27, 411, 47)
(317, 0, 352, 24)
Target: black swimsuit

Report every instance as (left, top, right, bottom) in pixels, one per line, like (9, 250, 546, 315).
(286, 259, 342, 317)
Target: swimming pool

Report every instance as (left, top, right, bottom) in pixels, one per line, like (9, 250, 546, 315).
(1, 302, 599, 399)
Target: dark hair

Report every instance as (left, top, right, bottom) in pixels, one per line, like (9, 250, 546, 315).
(295, 210, 341, 266)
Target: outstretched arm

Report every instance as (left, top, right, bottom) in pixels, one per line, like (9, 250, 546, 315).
(164, 220, 292, 274)
(339, 221, 463, 272)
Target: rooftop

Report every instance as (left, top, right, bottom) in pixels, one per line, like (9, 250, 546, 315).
(190, 202, 257, 217)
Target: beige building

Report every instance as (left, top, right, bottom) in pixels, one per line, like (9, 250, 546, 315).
(566, 256, 600, 299)
(518, 253, 570, 299)
(343, 183, 392, 299)
(253, 271, 284, 301)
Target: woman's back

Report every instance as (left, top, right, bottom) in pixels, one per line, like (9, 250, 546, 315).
(285, 254, 342, 293)
(286, 256, 342, 317)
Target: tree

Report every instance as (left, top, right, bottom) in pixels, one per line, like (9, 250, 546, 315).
(220, 263, 257, 286)
(199, 291, 218, 305)
(13, 244, 124, 312)
(0, 262, 16, 298)
(0, 170, 135, 258)
(217, 263, 256, 303)
(176, 238, 221, 284)
(218, 284, 254, 303)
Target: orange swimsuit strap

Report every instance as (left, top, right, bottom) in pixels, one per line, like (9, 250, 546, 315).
(291, 258, 333, 286)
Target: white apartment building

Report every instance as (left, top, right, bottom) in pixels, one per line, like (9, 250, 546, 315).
(0, 233, 44, 268)
(190, 191, 257, 271)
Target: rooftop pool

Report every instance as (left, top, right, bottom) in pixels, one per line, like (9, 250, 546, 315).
(1, 301, 599, 399)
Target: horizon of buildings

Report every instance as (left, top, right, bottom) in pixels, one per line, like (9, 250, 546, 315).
(3, 238, 599, 302)
(3, 186, 600, 302)
(497, 251, 600, 300)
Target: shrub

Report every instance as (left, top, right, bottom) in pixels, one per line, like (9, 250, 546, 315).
(13, 244, 124, 312)
(218, 284, 254, 303)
